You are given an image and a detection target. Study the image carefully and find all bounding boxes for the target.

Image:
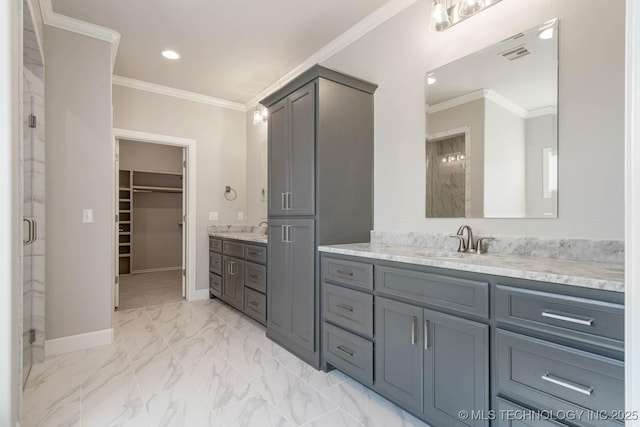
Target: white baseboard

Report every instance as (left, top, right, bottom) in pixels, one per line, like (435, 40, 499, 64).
(45, 328, 113, 356)
(189, 289, 210, 302)
(131, 266, 181, 274)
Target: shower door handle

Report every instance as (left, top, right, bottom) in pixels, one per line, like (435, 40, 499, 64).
(23, 218, 36, 246)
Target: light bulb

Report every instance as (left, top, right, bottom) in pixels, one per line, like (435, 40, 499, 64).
(459, 0, 484, 17)
(432, 0, 451, 31)
(253, 108, 264, 125)
(261, 107, 268, 120)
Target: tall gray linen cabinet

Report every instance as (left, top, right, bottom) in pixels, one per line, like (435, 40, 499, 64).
(261, 65, 377, 368)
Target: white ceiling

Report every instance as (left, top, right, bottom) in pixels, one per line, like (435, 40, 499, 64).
(426, 21, 558, 112)
(52, 0, 391, 104)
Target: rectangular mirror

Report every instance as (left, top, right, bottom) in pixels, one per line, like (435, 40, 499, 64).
(425, 19, 558, 218)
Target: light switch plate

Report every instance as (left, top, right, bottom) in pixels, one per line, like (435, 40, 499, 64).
(209, 211, 219, 221)
(237, 211, 244, 221)
(83, 209, 94, 224)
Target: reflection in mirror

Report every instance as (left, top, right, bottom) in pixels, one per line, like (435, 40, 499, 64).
(426, 19, 558, 218)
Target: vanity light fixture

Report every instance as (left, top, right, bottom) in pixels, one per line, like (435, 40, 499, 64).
(161, 50, 180, 60)
(431, 0, 502, 32)
(253, 105, 268, 125)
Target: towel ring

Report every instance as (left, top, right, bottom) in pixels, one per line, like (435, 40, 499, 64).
(224, 186, 237, 201)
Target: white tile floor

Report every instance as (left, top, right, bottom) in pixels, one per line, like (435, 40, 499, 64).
(22, 298, 429, 427)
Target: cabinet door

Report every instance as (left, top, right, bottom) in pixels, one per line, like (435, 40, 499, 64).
(287, 219, 316, 351)
(423, 309, 489, 427)
(267, 220, 290, 337)
(268, 99, 289, 216)
(288, 83, 316, 216)
(222, 256, 244, 310)
(375, 297, 424, 414)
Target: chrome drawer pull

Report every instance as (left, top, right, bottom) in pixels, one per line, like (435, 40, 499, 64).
(541, 311, 594, 326)
(424, 320, 430, 350)
(541, 373, 593, 396)
(249, 273, 259, 279)
(249, 301, 259, 307)
(336, 303, 354, 312)
(336, 345, 354, 357)
(411, 316, 417, 345)
(248, 250, 259, 255)
(336, 270, 354, 277)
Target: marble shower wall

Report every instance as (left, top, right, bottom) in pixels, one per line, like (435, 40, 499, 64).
(23, 60, 45, 367)
(426, 135, 466, 217)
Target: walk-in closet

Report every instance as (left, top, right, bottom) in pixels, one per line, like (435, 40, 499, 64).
(116, 140, 185, 309)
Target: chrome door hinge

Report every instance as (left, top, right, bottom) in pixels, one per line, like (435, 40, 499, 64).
(182, 269, 186, 277)
(183, 160, 187, 167)
(115, 276, 119, 284)
(28, 114, 36, 128)
(115, 214, 119, 223)
(29, 329, 36, 344)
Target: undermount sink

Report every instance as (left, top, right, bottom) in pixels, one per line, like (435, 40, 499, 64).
(415, 250, 480, 260)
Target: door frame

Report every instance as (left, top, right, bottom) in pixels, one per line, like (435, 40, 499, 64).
(112, 128, 198, 303)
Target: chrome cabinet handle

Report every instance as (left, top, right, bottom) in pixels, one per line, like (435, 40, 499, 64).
(281, 192, 286, 210)
(281, 225, 286, 243)
(336, 303, 354, 312)
(31, 219, 37, 244)
(424, 320, 430, 350)
(336, 345, 354, 357)
(541, 311, 594, 326)
(285, 225, 292, 243)
(336, 270, 354, 277)
(249, 273, 259, 279)
(249, 301, 259, 307)
(286, 192, 291, 210)
(23, 218, 32, 246)
(541, 373, 593, 396)
(248, 250, 259, 255)
(411, 316, 417, 345)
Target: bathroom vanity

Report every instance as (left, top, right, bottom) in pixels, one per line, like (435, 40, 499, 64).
(319, 243, 624, 427)
(209, 230, 268, 324)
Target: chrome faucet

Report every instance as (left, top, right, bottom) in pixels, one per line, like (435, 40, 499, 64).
(450, 225, 494, 253)
(455, 225, 474, 252)
(258, 221, 268, 227)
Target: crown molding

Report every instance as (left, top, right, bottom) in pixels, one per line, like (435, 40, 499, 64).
(112, 75, 245, 112)
(39, 0, 120, 71)
(244, 0, 420, 110)
(426, 88, 547, 120)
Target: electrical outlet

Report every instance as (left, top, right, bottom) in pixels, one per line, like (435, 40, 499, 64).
(237, 211, 244, 221)
(83, 209, 94, 224)
(209, 211, 219, 221)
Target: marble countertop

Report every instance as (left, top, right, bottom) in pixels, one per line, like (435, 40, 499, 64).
(318, 243, 624, 292)
(208, 231, 267, 244)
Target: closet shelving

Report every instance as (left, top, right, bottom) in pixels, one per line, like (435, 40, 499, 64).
(118, 169, 133, 275)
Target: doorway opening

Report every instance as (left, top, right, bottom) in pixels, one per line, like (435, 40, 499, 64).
(113, 129, 197, 310)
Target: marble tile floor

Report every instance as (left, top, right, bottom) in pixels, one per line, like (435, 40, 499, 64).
(118, 271, 184, 310)
(22, 298, 429, 427)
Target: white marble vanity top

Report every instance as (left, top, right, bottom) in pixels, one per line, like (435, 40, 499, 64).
(318, 243, 624, 292)
(208, 231, 267, 244)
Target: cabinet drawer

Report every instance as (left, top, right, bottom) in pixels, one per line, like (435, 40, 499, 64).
(323, 323, 373, 385)
(209, 272, 222, 298)
(209, 238, 223, 253)
(377, 266, 489, 318)
(223, 240, 244, 257)
(495, 398, 565, 427)
(245, 262, 267, 293)
(496, 285, 624, 351)
(245, 244, 267, 264)
(322, 283, 373, 338)
(209, 252, 222, 275)
(496, 330, 624, 426)
(245, 287, 266, 324)
(323, 257, 373, 290)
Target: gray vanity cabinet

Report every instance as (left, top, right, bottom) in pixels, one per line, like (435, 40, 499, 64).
(222, 256, 244, 310)
(263, 65, 377, 368)
(375, 297, 424, 414)
(423, 309, 489, 427)
(267, 82, 315, 217)
(375, 297, 489, 425)
(267, 219, 316, 353)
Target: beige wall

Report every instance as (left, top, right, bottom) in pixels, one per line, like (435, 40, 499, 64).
(246, 110, 268, 225)
(112, 86, 247, 291)
(311, 0, 625, 239)
(119, 139, 183, 174)
(44, 27, 113, 339)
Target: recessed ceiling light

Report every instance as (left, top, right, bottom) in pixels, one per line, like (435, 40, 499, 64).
(162, 50, 180, 60)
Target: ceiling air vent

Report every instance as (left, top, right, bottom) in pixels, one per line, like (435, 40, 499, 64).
(499, 45, 530, 61)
